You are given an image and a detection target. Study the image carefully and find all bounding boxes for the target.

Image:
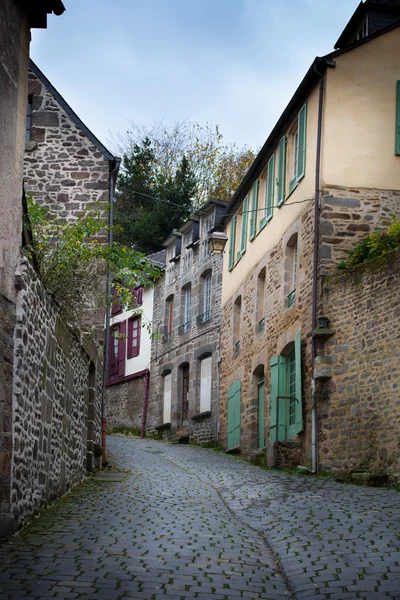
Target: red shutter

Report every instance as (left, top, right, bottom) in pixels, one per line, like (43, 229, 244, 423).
(111, 285, 122, 315)
(137, 287, 143, 305)
(108, 325, 119, 379)
(118, 320, 126, 377)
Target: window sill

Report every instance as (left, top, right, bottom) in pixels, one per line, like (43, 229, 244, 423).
(191, 410, 211, 422)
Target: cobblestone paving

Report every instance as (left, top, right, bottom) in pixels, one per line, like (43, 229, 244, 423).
(0, 437, 399, 600)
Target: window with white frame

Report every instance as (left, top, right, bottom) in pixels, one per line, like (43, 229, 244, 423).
(202, 212, 214, 258)
(285, 234, 298, 308)
(200, 356, 212, 413)
(184, 287, 191, 325)
(198, 272, 212, 323)
(179, 286, 191, 334)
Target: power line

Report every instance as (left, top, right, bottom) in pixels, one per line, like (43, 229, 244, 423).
(118, 188, 313, 219)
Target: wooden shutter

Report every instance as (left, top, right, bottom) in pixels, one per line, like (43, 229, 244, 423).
(269, 355, 287, 442)
(200, 356, 212, 413)
(297, 104, 307, 180)
(396, 81, 400, 155)
(240, 195, 249, 254)
(277, 136, 286, 207)
(249, 180, 259, 241)
(163, 373, 172, 423)
(127, 317, 141, 359)
(118, 320, 126, 377)
(294, 331, 303, 435)
(227, 380, 241, 450)
(266, 154, 275, 221)
(228, 216, 236, 271)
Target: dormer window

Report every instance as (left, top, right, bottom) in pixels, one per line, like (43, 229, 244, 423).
(201, 212, 215, 259)
(355, 18, 368, 41)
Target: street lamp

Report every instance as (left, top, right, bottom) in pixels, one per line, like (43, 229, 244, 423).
(208, 229, 228, 255)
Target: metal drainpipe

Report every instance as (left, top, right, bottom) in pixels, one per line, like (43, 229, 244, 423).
(311, 70, 325, 474)
(101, 157, 121, 461)
(141, 370, 150, 438)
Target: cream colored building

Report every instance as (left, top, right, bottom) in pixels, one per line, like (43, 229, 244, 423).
(219, 0, 400, 470)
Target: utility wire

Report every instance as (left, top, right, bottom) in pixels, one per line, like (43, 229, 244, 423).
(118, 188, 313, 219)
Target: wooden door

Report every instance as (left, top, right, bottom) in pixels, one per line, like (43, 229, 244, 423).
(258, 379, 265, 449)
(182, 366, 189, 422)
(227, 380, 241, 450)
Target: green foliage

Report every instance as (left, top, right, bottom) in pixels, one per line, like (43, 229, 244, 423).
(337, 216, 400, 270)
(24, 196, 160, 326)
(113, 121, 256, 251)
(115, 137, 196, 252)
(107, 425, 142, 437)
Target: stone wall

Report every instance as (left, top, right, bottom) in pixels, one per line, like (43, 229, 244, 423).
(147, 239, 223, 444)
(219, 204, 315, 461)
(7, 256, 103, 534)
(319, 250, 400, 481)
(105, 375, 146, 432)
(0, 0, 30, 541)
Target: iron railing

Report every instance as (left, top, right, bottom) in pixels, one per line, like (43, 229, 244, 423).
(258, 317, 265, 333)
(287, 288, 296, 308)
(178, 321, 191, 334)
(197, 310, 212, 324)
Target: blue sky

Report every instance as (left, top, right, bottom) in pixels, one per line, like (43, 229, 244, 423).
(31, 0, 360, 154)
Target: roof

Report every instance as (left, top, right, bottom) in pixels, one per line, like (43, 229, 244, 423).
(29, 60, 118, 166)
(147, 249, 166, 268)
(221, 19, 400, 224)
(16, 0, 65, 28)
(335, 0, 400, 49)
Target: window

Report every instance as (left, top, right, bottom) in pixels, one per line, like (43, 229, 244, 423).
(256, 268, 266, 333)
(182, 231, 192, 273)
(202, 213, 214, 259)
(269, 332, 303, 442)
(395, 80, 400, 156)
(198, 272, 212, 323)
(249, 180, 259, 241)
(285, 234, 298, 308)
(227, 380, 241, 450)
(200, 356, 212, 413)
(179, 286, 191, 334)
(228, 216, 236, 272)
(26, 95, 33, 141)
(132, 287, 143, 306)
(166, 244, 176, 285)
(111, 284, 122, 316)
(288, 103, 307, 195)
(108, 321, 126, 380)
(163, 373, 172, 424)
(165, 295, 174, 340)
(355, 18, 368, 41)
(127, 316, 141, 358)
(260, 154, 275, 229)
(233, 295, 241, 353)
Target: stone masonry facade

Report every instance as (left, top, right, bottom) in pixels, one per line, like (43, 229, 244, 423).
(105, 376, 145, 433)
(8, 256, 103, 534)
(147, 203, 226, 444)
(219, 186, 400, 468)
(319, 249, 400, 481)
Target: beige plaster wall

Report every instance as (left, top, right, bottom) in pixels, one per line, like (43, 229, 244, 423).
(222, 83, 320, 306)
(322, 27, 400, 191)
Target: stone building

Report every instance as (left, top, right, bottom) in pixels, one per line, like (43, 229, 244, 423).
(0, 0, 65, 538)
(147, 200, 227, 444)
(218, 0, 400, 477)
(24, 60, 120, 342)
(104, 251, 165, 433)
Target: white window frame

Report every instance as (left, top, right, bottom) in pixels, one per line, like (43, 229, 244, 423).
(163, 373, 172, 423)
(184, 287, 191, 325)
(200, 356, 212, 413)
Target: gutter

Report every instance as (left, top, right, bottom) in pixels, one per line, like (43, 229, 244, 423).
(101, 157, 121, 461)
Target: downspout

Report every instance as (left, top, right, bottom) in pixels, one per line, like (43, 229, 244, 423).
(141, 369, 150, 438)
(101, 157, 121, 461)
(311, 59, 334, 473)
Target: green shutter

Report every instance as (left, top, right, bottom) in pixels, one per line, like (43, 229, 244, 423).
(269, 355, 287, 442)
(294, 331, 303, 435)
(266, 154, 275, 221)
(258, 379, 265, 449)
(227, 380, 241, 450)
(277, 136, 286, 207)
(228, 216, 236, 271)
(249, 181, 259, 241)
(240, 195, 249, 255)
(396, 81, 400, 155)
(297, 103, 307, 180)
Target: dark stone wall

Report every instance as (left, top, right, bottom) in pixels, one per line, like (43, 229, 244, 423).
(105, 376, 146, 432)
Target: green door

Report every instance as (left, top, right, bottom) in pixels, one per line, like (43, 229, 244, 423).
(227, 380, 241, 450)
(258, 379, 265, 449)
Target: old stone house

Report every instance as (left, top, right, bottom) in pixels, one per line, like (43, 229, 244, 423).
(218, 0, 400, 480)
(147, 200, 227, 443)
(104, 251, 165, 434)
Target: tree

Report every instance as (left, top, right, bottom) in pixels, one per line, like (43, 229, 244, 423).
(25, 196, 161, 327)
(113, 121, 257, 251)
(115, 138, 196, 252)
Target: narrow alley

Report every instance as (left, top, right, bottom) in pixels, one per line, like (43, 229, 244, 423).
(1, 436, 400, 600)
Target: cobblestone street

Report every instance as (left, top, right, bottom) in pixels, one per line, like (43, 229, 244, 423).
(1, 436, 400, 600)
